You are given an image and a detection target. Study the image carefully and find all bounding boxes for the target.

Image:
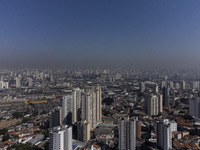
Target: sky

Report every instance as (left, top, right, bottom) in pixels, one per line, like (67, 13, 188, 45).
(0, 0, 200, 69)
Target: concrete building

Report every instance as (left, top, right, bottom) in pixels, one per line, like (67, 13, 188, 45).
(172, 89, 175, 107)
(139, 82, 145, 92)
(50, 107, 62, 128)
(161, 81, 166, 89)
(158, 94, 163, 113)
(26, 134, 44, 145)
(189, 98, 200, 118)
(157, 119, 172, 150)
(28, 77, 33, 87)
(119, 117, 136, 150)
(62, 94, 72, 125)
(147, 95, 159, 116)
(81, 86, 102, 131)
(169, 81, 174, 89)
(49, 125, 72, 150)
(16, 77, 21, 88)
(72, 88, 82, 123)
(163, 86, 170, 107)
(95, 86, 102, 123)
(170, 120, 177, 133)
(181, 80, 186, 90)
(77, 120, 90, 142)
(175, 83, 179, 90)
(0, 81, 9, 89)
(153, 84, 159, 94)
(192, 81, 199, 90)
(136, 120, 141, 140)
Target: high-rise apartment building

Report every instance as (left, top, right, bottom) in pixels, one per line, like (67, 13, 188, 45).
(169, 81, 174, 89)
(28, 77, 33, 87)
(153, 84, 159, 94)
(146, 94, 162, 116)
(62, 94, 72, 125)
(156, 119, 172, 150)
(95, 86, 102, 122)
(0, 81, 9, 89)
(49, 125, 72, 150)
(189, 97, 200, 118)
(147, 95, 159, 116)
(119, 117, 136, 150)
(163, 86, 170, 106)
(16, 77, 21, 88)
(192, 81, 200, 90)
(181, 80, 186, 90)
(172, 89, 175, 107)
(175, 83, 179, 90)
(72, 88, 82, 123)
(158, 94, 163, 113)
(81, 86, 102, 130)
(139, 82, 145, 92)
(136, 120, 141, 140)
(77, 120, 90, 142)
(50, 107, 62, 128)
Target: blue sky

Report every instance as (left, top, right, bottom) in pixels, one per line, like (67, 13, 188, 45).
(0, 0, 200, 68)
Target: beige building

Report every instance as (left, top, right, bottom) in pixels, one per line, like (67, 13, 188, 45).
(77, 120, 90, 142)
(72, 88, 82, 124)
(81, 86, 102, 131)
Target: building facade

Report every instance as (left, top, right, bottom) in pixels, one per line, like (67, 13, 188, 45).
(119, 117, 136, 150)
(49, 125, 72, 150)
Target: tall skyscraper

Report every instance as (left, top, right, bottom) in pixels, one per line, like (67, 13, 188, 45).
(77, 120, 90, 142)
(169, 81, 174, 89)
(16, 77, 21, 88)
(0, 81, 3, 89)
(72, 88, 82, 124)
(181, 80, 186, 90)
(139, 82, 145, 92)
(95, 86, 102, 122)
(62, 94, 72, 125)
(50, 107, 62, 128)
(81, 86, 102, 131)
(82, 88, 96, 130)
(153, 84, 159, 94)
(28, 77, 33, 87)
(119, 117, 136, 150)
(156, 119, 172, 150)
(158, 94, 163, 113)
(0, 81, 9, 89)
(0, 75, 3, 81)
(189, 97, 200, 118)
(172, 89, 175, 107)
(146, 95, 159, 116)
(49, 125, 72, 150)
(192, 81, 200, 90)
(163, 86, 170, 107)
(161, 81, 166, 89)
(136, 120, 141, 140)
(175, 83, 179, 90)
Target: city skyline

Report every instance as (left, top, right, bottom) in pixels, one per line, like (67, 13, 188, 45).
(0, 0, 200, 69)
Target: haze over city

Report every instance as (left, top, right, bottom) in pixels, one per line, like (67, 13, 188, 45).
(0, 0, 200, 69)
(2, 1, 200, 150)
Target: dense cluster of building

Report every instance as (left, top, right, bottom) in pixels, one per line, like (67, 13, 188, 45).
(0, 69, 200, 149)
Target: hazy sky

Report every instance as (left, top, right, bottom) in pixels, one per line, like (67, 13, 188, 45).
(0, 0, 200, 69)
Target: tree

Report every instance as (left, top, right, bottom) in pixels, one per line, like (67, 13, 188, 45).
(12, 112, 23, 119)
(102, 97, 114, 105)
(0, 128, 8, 135)
(42, 131, 49, 139)
(2, 134, 10, 142)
